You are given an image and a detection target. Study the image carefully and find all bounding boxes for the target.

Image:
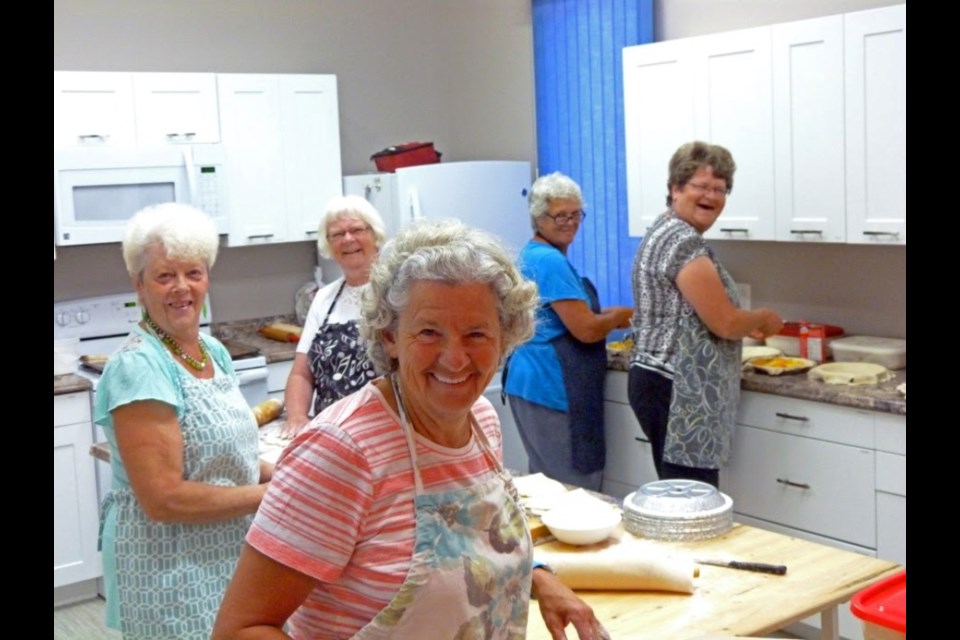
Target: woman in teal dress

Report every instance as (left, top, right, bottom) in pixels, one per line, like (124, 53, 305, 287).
(95, 203, 273, 639)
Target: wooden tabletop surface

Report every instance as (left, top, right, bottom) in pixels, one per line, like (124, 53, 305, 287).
(525, 523, 901, 640)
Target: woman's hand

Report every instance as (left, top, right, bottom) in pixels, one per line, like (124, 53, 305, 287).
(281, 354, 315, 438)
(532, 567, 609, 640)
(114, 400, 267, 523)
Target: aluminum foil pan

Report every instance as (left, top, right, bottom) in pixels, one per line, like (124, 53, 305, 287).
(622, 479, 734, 541)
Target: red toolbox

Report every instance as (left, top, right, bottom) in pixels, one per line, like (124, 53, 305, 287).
(370, 142, 442, 172)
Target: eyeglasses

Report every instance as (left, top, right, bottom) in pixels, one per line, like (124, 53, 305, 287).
(685, 182, 730, 197)
(543, 210, 586, 225)
(327, 226, 372, 242)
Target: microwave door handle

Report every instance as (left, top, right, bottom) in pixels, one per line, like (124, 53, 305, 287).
(182, 147, 199, 205)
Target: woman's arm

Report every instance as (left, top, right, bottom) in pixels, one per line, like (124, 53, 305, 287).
(212, 544, 315, 640)
(114, 400, 267, 523)
(676, 255, 783, 340)
(282, 353, 315, 436)
(551, 300, 633, 344)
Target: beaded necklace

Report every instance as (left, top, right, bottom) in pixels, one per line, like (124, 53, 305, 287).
(142, 313, 208, 371)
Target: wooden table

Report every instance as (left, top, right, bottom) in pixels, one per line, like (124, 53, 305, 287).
(525, 523, 901, 640)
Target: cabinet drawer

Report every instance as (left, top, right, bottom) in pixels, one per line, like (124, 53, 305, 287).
(603, 370, 630, 404)
(602, 400, 657, 493)
(54, 392, 91, 427)
(738, 391, 874, 447)
(875, 413, 906, 455)
(729, 426, 876, 547)
(876, 451, 905, 496)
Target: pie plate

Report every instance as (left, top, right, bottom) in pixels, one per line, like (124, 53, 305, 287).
(745, 356, 816, 376)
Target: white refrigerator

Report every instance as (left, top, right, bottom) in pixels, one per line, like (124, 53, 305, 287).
(342, 160, 532, 472)
(342, 160, 533, 259)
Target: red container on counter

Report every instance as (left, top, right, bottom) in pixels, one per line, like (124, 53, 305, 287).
(850, 571, 905, 640)
(769, 321, 844, 363)
(371, 142, 442, 172)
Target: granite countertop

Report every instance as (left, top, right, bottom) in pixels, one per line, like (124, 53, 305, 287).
(54, 373, 93, 395)
(212, 315, 300, 364)
(54, 317, 908, 418)
(607, 349, 906, 416)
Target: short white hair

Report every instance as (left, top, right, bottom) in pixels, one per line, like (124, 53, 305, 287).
(360, 219, 538, 374)
(122, 203, 219, 278)
(528, 172, 584, 231)
(315, 195, 387, 259)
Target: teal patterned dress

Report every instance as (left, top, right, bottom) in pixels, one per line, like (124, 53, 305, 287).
(95, 327, 260, 639)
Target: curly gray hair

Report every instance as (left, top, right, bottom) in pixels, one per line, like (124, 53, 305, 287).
(528, 171, 584, 232)
(666, 141, 736, 207)
(315, 195, 387, 259)
(122, 203, 219, 279)
(360, 219, 538, 374)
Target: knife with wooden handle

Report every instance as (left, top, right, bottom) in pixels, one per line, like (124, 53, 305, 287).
(696, 559, 787, 575)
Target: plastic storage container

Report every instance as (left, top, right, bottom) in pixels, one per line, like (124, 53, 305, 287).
(850, 571, 905, 640)
(830, 336, 906, 370)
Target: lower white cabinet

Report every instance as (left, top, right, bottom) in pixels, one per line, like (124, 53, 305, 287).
(725, 391, 906, 640)
(602, 371, 658, 498)
(54, 392, 101, 590)
(267, 360, 294, 402)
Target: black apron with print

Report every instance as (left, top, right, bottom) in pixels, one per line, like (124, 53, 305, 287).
(306, 281, 377, 415)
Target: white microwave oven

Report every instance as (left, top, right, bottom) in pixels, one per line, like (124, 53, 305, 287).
(54, 145, 227, 246)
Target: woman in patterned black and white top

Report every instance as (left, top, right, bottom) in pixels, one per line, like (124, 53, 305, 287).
(628, 141, 783, 488)
(282, 195, 387, 437)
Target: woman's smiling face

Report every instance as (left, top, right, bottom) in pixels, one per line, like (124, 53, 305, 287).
(382, 280, 502, 433)
(670, 166, 728, 234)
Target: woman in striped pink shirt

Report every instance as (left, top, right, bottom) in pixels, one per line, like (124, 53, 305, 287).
(214, 219, 608, 640)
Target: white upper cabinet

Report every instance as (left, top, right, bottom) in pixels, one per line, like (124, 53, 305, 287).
(54, 72, 219, 147)
(280, 75, 343, 243)
(54, 71, 137, 147)
(624, 40, 697, 237)
(845, 5, 906, 245)
(772, 16, 846, 243)
(623, 4, 905, 245)
(218, 74, 342, 246)
(132, 73, 221, 145)
(695, 28, 776, 241)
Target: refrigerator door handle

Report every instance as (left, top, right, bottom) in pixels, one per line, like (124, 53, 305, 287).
(406, 186, 423, 222)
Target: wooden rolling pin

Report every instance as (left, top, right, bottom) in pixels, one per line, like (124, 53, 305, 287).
(251, 399, 283, 427)
(258, 322, 303, 342)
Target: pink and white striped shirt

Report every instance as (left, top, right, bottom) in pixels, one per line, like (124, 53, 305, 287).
(247, 382, 503, 639)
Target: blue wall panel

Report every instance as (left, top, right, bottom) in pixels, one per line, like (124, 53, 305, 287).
(533, 0, 654, 308)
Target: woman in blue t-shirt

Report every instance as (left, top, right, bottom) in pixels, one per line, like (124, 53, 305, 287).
(503, 172, 632, 490)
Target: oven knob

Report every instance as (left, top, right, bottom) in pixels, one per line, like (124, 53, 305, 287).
(75, 309, 90, 325)
(55, 311, 71, 327)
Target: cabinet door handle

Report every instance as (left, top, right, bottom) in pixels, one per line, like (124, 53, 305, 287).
(719, 227, 749, 235)
(246, 233, 275, 241)
(862, 230, 900, 238)
(774, 412, 809, 422)
(776, 478, 811, 490)
(790, 229, 823, 236)
(78, 133, 109, 141)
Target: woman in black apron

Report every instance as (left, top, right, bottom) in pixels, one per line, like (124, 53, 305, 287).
(503, 172, 633, 490)
(282, 195, 387, 436)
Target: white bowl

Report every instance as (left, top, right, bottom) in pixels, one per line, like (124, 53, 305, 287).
(541, 505, 622, 546)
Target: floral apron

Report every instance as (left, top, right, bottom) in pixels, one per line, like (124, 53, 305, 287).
(664, 249, 743, 469)
(349, 376, 533, 640)
(306, 281, 376, 414)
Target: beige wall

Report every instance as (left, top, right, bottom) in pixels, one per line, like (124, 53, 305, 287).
(54, 0, 905, 338)
(53, 0, 537, 320)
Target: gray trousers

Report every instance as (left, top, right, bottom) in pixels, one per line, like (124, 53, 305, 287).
(506, 394, 603, 491)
